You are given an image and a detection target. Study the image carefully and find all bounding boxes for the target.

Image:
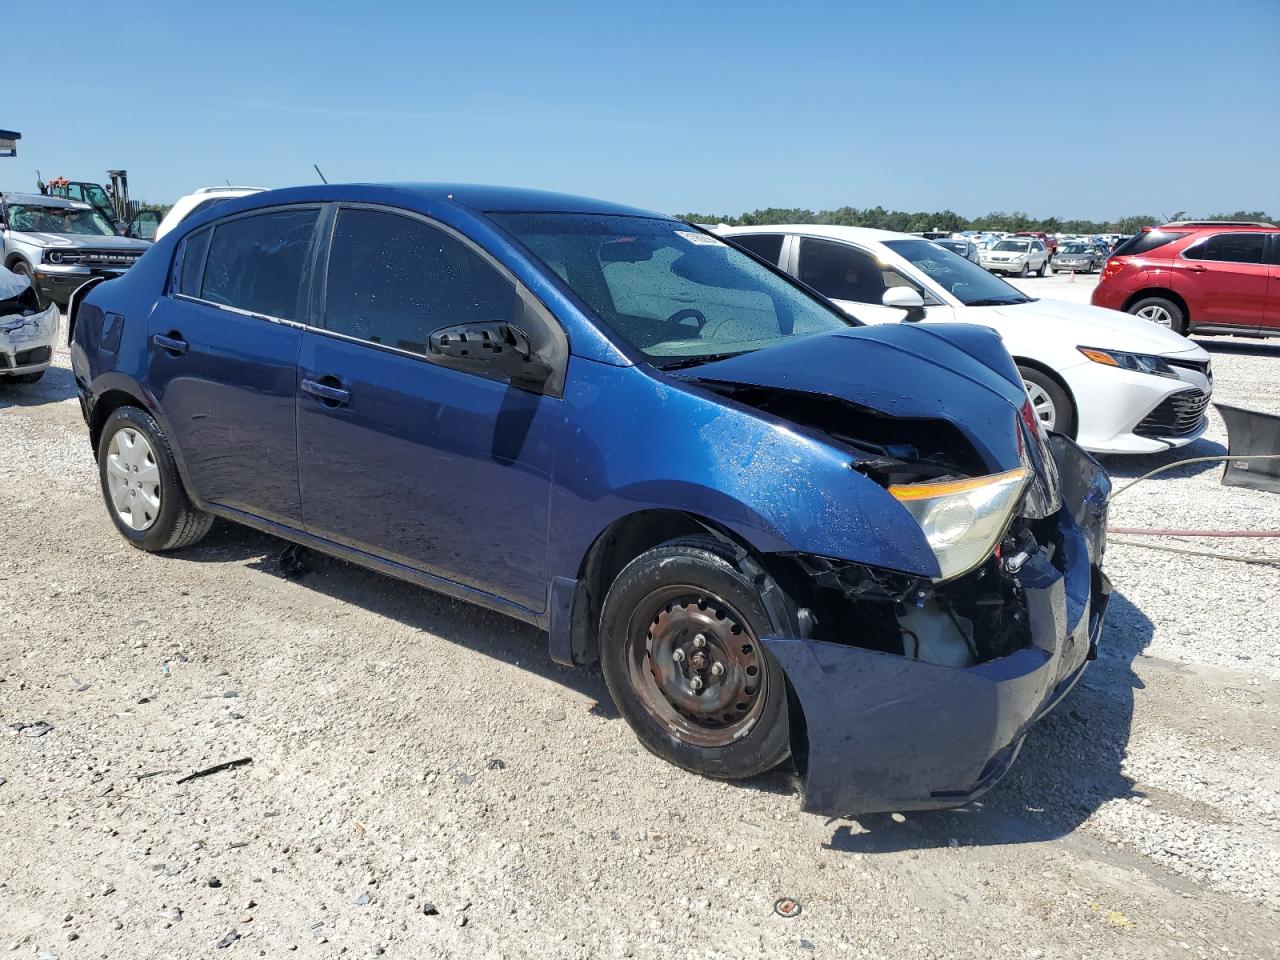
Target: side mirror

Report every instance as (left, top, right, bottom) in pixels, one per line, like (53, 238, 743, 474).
(428, 321, 552, 388)
(882, 286, 927, 323)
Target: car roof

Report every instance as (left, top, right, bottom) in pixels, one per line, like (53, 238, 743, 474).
(717, 223, 910, 243)
(1159, 221, 1278, 232)
(373, 183, 663, 217)
(0, 191, 91, 210)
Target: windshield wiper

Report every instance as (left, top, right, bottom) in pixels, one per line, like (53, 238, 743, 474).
(965, 297, 1033, 306)
(653, 351, 748, 371)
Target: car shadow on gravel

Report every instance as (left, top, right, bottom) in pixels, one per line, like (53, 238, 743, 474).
(822, 589, 1154, 854)
(0, 364, 76, 408)
(173, 522, 621, 718)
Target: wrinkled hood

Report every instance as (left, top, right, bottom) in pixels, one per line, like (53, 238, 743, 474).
(989, 298, 1208, 358)
(9, 232, 149, 250)
(676, 323, 1032, 474)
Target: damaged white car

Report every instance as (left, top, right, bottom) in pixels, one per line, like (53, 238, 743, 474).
(0, 266, 59, 384)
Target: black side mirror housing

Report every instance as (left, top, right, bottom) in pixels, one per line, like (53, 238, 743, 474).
(428, 321, 552, 388)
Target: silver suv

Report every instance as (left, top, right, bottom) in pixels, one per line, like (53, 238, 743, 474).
(0, 192, 151, 307)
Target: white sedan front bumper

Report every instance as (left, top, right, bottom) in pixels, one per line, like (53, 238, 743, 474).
(1065, 356, 1213, 454)
(0, 303, 60, 378)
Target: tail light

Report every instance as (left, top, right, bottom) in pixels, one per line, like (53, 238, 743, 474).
(1101, 258, 1126, 282)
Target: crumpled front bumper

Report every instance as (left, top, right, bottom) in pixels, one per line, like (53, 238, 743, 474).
(764, 435, 1111, 817)
(0, 303, 60, 375)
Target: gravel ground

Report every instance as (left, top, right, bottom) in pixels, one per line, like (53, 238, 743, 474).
(2, 282, 1279, 959)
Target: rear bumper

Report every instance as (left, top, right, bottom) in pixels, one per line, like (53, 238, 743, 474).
(764, 436, 1111, 817)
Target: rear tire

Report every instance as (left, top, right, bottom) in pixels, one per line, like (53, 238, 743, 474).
(1128, 296, 1187, 336)
(1041, 260, 1051, 276)
(1018, 364, 1076, 437)
(599, 536, 794, 781)
(97, 406, 213, 552)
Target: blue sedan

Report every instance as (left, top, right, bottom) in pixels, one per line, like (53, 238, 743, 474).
(68, 184, 1110, 816)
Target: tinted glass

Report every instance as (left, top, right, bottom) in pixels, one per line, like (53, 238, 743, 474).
(494, 214, 849, 364)
(884, 238, 1034, 306)
(1183, 233, 1266, 264)
(798, 238, 887, 304)
(201, 209, 317, 321)
(177, 228, 211, 296)
(324, 208, 517, 353)
(992, 240, 1030, 252)
(1111, 229, 1189, 257)
(727, 233, 784, 264)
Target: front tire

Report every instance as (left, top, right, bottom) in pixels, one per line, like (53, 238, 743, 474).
(1018, 365, 1076, 437)
(1017, 262, 1030, 278)
(599, 537, 794, 781)
(97, 406, 213, 551)
(1128, 296, 1187, 336)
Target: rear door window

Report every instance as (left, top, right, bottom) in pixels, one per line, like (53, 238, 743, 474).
(797, 237, 886, 304)
(1183, 232, 1267, 264)
(727, 233, 785, 265)
(322, 207, 519, 354)
(200, 208, 318, 321)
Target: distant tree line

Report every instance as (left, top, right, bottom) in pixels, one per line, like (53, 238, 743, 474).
(675, 206, 1276, 234)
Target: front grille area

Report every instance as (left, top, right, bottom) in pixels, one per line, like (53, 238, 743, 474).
(79, 251, 141, 269)
(1167, 357, 1210, 376)
(1134, 388, 1211, 439)
(15, 345, 51, 366)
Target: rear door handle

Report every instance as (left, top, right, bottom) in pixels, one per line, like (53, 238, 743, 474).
(152, 333, 189, 356)
(300, 377, 352, 407)
(1186, 264, 1207, 273)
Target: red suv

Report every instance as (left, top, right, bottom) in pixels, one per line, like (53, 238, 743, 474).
(1092, 221, 1280, 337)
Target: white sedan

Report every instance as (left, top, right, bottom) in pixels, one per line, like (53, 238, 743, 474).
(718, 225, 1212, 455)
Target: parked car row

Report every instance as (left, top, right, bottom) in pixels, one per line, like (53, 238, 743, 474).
(67, 183, 1112, 817)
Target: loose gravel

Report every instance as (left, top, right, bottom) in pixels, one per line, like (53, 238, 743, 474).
(1, 285, 1278, 959)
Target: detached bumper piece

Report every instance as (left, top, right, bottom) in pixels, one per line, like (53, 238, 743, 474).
(764, 436, 1111, 817)
(1216, 403, 1280, 494)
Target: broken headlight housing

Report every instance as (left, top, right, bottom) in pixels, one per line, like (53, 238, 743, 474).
(888, 467, 1029, 581)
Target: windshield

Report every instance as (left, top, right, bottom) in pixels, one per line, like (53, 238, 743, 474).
(883, 238, 1034, 306)
(492, 213, 852, 364)
(6, 203, 114, 237)
(992, 240, 1030, 252)
(1060, 243, 1089, 254)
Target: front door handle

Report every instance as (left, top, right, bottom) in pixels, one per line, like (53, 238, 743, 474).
(1186, 264, 1207, 273)
(152, 333, 189, 356)
(301, 377, 352, 407)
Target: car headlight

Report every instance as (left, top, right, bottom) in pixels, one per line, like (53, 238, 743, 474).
(888, 467, 1029, 580)
(1077, 346, 1178, 379)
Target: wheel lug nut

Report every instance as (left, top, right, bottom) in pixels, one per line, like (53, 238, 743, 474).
(690, 676, 703, 691)
(672, 649, 685, 663)
(710, 662, 724, 677)
(693, 634, 707, 649)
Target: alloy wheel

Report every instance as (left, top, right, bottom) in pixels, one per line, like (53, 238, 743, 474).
(627, 589, 768, 748)
(106, 427, 162, 531)
(1135, 304, 1173, 328)
(1023, 380, 1057, 431)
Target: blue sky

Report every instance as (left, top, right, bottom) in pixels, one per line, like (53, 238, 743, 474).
(4, 0, 1277, 218)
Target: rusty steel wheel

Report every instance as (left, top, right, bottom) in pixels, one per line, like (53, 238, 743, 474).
(599, 537, 793, 780)
(628, 588, 768, 748)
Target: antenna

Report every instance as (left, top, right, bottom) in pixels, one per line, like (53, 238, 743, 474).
(314, 164, 328, 185)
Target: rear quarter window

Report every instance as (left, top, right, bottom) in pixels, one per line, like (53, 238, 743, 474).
(1111, 230, 1189, 257)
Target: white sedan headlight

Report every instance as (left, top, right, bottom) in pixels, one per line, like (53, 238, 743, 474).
(889, 468, 1029, 580)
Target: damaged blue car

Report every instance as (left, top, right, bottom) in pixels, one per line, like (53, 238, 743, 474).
(69, 184, 1111, 816)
